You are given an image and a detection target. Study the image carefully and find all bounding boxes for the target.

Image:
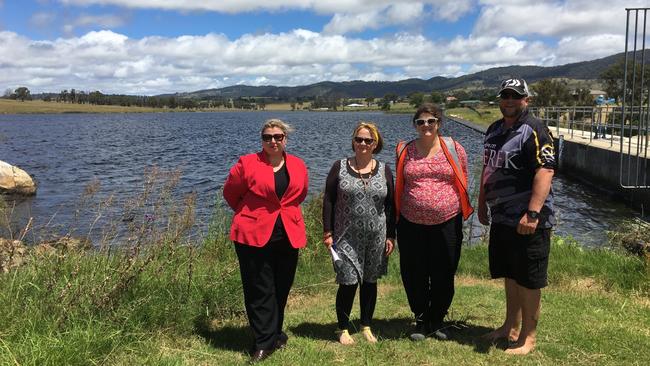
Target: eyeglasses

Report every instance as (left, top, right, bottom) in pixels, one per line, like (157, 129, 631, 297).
(261, 133, 285, 142)
(499, 92, 526, 100)
(354, 137, 375, 145)
(414, 117, 439, 126)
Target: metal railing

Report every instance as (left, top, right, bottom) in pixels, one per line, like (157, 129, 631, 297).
(529, 104, 649, 190)
(529, 105, 624, 147)
(620, 8, 650, 189)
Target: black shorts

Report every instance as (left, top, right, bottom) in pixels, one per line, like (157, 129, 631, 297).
(488, 223, 551, 289)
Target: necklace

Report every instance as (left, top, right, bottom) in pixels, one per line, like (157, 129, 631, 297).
(353, 157, 373, 191)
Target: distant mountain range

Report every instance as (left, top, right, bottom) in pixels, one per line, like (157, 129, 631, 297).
(162, 51, 639, 100)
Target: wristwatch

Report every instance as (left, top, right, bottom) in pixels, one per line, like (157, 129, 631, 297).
(526, 210, 541, 220)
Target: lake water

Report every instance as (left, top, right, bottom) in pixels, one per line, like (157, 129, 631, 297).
(0, 111, 638, 246)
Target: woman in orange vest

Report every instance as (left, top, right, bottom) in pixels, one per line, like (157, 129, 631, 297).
(395, 103, 473, 341)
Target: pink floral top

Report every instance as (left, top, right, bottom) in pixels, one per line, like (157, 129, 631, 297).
(401, 140, 468, 225)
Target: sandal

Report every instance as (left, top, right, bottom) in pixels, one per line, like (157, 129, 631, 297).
(335, 329, 355, 345)
(361, 326, 377, 343)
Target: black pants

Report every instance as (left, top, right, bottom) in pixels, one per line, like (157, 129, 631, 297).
(397, 214, 463, 328)
(335, 282, 377, 330)
(235, 238, 298, 350)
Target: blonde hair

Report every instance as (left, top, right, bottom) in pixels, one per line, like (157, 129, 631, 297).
(260, 118, 294, 136)
(351, 121, 383, 154)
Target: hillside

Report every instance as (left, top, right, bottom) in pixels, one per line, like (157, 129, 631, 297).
(169, 51, 643, 100)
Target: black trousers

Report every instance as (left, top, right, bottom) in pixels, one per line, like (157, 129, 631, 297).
(235, 237, 298, 350)
(397, 214, 463, 328)
(335, 282, 377, 329)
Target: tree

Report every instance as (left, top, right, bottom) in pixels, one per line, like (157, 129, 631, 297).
(408, 92, 424, 107)
(3, 88, 12, 98)
(380, 94, 391, 111)
(573, 88, 593, 106)
(60, 89, 69, 103)
(530, 79, 571, 106)
(14, 87, 31, 102)
(430, 91, 444, 104)
(600, 59, 650, 104)
(384, 93, 398, 103)
(365, 96, 374, 107)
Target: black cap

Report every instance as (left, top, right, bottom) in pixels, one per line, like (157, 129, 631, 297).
(497, 78, 530, 97)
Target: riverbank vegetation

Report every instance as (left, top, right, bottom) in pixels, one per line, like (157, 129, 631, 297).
(0, 99, 168, 114)
(0, 176, 648, 365)
(446, 106, 501, 127)
(0, 98, 420, 114)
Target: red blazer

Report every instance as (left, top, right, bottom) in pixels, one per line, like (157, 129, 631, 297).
(223, 151, 309, 248)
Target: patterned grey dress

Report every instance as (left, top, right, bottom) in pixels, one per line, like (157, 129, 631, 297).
(333, 159, 388, 285)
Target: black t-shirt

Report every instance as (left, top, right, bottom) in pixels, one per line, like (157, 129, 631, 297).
(269, 163, 290, 243)
(482, 109, 556, 228)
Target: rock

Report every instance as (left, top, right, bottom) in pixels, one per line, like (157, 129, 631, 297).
(32, 243, 56, 257)
(0, 160, 36, 196)
(38, 235, 91, 252)
(0, 238, 27, 272)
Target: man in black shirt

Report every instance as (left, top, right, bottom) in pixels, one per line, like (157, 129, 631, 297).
(478, 78, 556, 355)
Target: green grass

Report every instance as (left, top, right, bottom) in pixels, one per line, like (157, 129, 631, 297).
(446, 107, 501, 127)
(0, 192, 648, 365)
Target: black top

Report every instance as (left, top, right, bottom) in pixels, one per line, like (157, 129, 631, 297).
(269, 162, 290, 242)
(322, 159, 396, 238)
(483, 109, 556, 228)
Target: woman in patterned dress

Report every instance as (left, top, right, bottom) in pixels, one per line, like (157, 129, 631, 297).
(394, 103, 473, 341)
(322, 122, 396, 345)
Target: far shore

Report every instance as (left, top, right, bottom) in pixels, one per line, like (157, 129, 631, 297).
(0, 99, 420, 115)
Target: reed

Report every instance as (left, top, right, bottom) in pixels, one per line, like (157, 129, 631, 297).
(0, 170, 648, 365)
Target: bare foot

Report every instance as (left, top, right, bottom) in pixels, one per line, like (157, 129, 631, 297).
(505, 339, 535, 355)
(361, 326, 377, 343)
(482, 327, 519, 343)
(336, 329, 355, 345)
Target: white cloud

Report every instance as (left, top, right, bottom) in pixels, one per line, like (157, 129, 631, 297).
(61, 1, 474, 34)
(474, 0, 649, 38)
(30, 12, 57, 28)
(0, 0, 638, 95)
(322, 3, 429, 34)
(555, 34, 626, 64)
(63, 13, 129, 34)
(58, 0, 452, 14)
(0, 28, 580, 95)
(323, 11, 382, 35)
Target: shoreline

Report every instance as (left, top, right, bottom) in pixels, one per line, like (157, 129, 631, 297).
(0, 99, 418, 115)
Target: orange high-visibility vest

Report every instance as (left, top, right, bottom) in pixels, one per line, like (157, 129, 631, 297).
(395, 137, 474, 221)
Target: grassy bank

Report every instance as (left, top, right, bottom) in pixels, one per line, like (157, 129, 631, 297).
(446, 107, 501, 127)
(0, 99, 168, 114)
(0, 191, 648, 365)
(0, 99, 415, 114)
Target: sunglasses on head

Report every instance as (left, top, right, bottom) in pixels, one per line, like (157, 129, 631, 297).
(499, 92, 526, 100)
(261, 133, 285, 142)
(414, 117, 439, 126)
(354, 136, 375, 145)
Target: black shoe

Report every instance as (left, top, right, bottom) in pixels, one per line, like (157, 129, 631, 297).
(275, 332, 288, 350)
(409, 322, 429, 341)
(430, 323, 449, 341)
(249, 348, 275, 364)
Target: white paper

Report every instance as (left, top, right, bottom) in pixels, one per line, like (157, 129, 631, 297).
(329, 246, 342, 264)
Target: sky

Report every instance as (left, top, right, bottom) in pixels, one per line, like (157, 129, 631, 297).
(0, 0, 648, 95)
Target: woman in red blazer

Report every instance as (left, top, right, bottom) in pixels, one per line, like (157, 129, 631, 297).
(223, 118, 308, 363)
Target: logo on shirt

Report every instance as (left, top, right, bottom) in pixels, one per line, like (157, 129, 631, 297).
(540, 144, 555, 163)
(484, 149, 521, 170)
